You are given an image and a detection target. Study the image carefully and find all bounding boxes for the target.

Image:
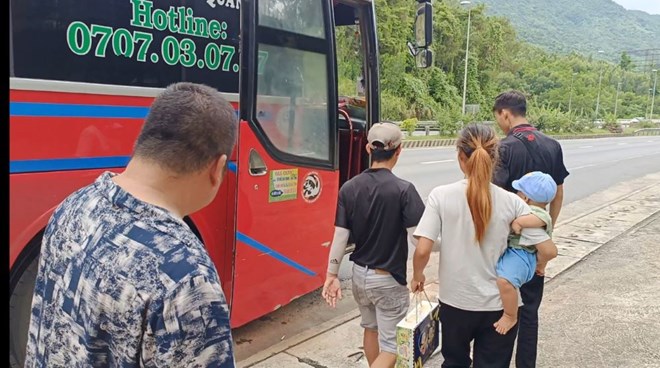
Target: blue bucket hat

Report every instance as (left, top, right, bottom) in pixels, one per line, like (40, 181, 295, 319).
(512, 171, 557, 203)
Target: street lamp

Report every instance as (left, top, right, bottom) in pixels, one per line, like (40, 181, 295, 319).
(651, 69, 658, 120)
(568, 72, 577, 113)
(460, 0, 472, 116)
(614, 81, 622, 119)
(594, 50, 605, 120)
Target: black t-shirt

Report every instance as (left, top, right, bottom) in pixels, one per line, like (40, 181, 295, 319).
(335, 168, 425, 285)
(493, 124, 570, 193)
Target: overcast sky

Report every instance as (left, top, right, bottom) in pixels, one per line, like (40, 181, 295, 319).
(612, 0, 660, 14)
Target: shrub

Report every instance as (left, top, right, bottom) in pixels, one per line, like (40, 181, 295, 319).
(401, 117, 419, 136)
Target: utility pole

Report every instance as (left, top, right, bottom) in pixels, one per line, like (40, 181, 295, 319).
(614, 82, 622, 119)
(595, 50, 605, 120)
(568, 72, 577, 113)
(651, 69, 658, 120)
(460, 1, 472, 116)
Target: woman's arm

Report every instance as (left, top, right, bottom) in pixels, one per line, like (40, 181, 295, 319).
(411, 236, 434, 292)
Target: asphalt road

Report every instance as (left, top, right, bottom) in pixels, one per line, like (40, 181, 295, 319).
(393, 135, 660, 205)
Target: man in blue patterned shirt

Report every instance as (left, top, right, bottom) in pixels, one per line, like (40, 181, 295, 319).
(25, 82, 238, 367)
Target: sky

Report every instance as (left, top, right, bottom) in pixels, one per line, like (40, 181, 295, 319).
(612, 0, 660, 14)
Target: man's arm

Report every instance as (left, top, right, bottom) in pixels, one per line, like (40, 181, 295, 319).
(326, 227, 350, 276)
(145, 275, 235, 367)
(549, 184, 564, 225)
(322, 226, 349, 308)
(550, 140, 569, 225)
(492, 144, 510, 188)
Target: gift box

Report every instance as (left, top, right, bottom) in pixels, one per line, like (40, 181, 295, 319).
(395, 294, 440, 368)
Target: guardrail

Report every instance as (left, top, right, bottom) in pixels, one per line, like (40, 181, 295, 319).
(399, 129, 660, 149)
(633, 128, 660, 136)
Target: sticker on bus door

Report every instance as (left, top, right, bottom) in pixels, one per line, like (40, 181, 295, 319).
(269, 168, 298, 202)
(302, 171, 322, 203)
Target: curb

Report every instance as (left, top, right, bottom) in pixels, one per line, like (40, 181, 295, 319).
(239, 309, 361, 367)
(401, 132, 659, 149)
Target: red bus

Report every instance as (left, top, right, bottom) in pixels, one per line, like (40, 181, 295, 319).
(9, 0, 432, 365)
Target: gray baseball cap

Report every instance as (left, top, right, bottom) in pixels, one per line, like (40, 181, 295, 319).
(367, 122, 403, 151)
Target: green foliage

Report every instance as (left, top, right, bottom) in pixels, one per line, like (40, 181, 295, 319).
(478, 0, 660, 61)
(401, 117, 419, 135)
(620, 52, 633, 71)
(638, 121, 656, 129)
(335, 0, 656, 133)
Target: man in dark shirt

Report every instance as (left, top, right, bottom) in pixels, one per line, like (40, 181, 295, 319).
(492, 90, 570, 368)
(322, 122, 425, 368)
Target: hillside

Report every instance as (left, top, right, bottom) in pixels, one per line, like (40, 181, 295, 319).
(479, 0, 660, 62)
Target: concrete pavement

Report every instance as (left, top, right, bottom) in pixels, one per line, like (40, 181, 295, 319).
(237, 172, 660, 367)
(534, 212, 660, 368)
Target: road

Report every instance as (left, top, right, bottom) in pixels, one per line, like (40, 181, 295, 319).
(234, 135, 660, 363)
(394, 135, 660, 204)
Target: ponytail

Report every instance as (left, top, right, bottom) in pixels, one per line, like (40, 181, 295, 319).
(457, 125, 499, 244)
(466, 144, 493, 243)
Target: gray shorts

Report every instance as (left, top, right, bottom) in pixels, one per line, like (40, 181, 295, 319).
(352, 263, 410, 354)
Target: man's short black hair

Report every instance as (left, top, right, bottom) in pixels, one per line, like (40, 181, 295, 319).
(493, 90, 527, 117)
(134, 82, 238, 174)
(370, 142, 398, 162)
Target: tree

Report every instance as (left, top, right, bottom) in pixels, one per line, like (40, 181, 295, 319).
(336, 0, 652, 123)
(620, 52, 633, 71)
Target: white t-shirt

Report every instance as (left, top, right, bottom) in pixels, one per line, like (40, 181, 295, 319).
(414, 179, 547, 311)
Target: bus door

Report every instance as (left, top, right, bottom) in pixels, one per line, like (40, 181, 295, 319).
(334, 0, 380, 189)
(232, 0, 338, 327)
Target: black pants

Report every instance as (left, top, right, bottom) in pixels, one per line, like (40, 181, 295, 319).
(439, 302, 518, 368)
(515, 274, 544, 368)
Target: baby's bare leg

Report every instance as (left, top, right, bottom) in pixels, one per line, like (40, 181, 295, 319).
(494, 277, 518, 335)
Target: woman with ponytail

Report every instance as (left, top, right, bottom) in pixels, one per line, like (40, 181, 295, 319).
(410, 124, 537, 368)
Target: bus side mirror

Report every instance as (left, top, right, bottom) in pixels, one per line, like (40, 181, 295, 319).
(416, 49, 433, 68)
(415, 1, 433, 49)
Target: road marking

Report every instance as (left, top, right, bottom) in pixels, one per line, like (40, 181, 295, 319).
(564, 151, 659, 172)
(570, 164, 596, 171)
(617, 142, 628, 145)
(579, 146, 593, 149)
(648, 141, 656, 143)
(420, 160, 454, 165)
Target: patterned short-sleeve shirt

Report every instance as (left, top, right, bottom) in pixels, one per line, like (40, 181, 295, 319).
(25, 172, 235, 367)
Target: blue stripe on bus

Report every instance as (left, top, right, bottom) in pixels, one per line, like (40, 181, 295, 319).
(10, 102, 150, 119)
(10, 156, 131, 173)
(10, 102, 240, 119)
(236, 232, 317, 276)
(10, 157, 238, 174)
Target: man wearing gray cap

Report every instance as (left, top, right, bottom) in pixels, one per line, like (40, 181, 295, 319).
(322, 122, 425, 368)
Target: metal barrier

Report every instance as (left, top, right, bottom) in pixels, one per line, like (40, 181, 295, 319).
(633, 128, 660, 136)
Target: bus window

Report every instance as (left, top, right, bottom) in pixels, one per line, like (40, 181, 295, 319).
(255, 0, 331, 162)
(256, 45, 329, 161)
(258, 0, 325, 39)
